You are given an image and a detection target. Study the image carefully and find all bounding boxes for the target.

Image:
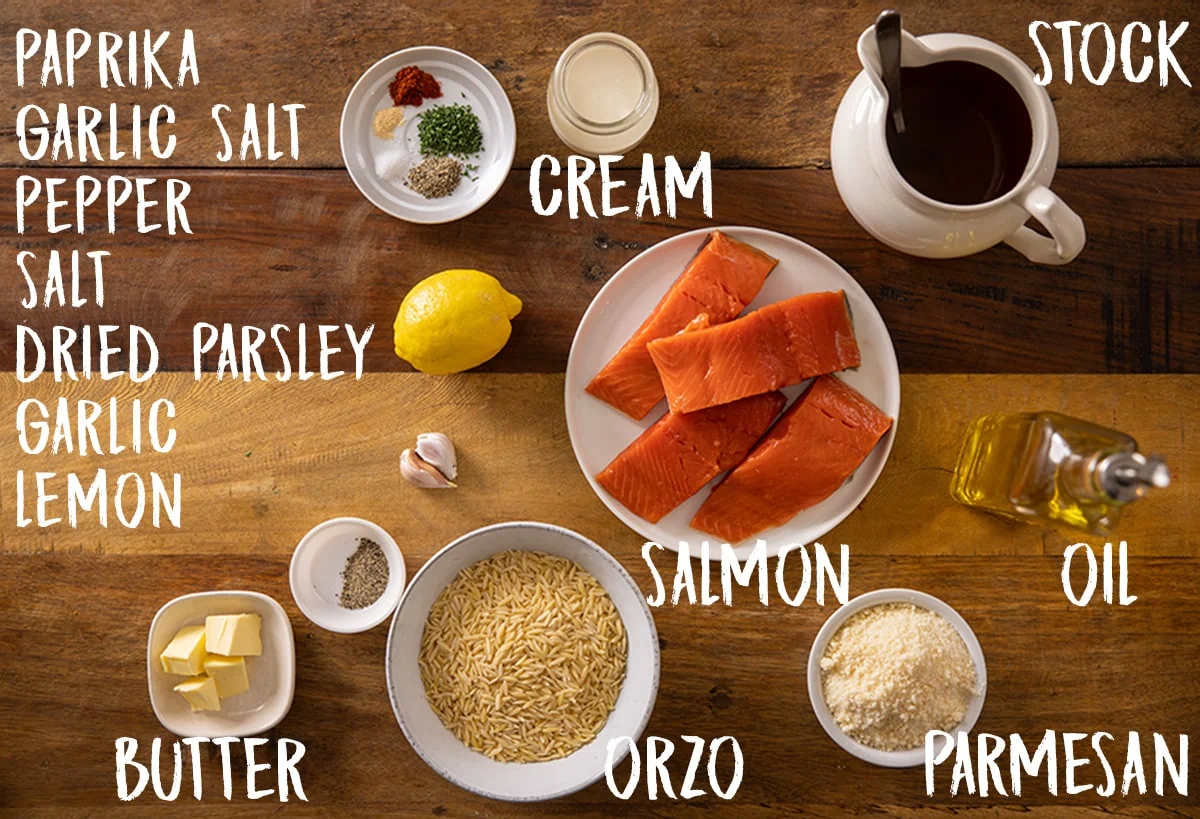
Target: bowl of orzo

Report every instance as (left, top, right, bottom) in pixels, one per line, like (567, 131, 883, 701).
(385, 521, 659, 801)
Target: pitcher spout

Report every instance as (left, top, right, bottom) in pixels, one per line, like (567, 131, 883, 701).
(856, 24, 937, 100)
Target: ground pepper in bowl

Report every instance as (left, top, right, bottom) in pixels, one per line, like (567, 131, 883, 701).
(339, 538, 390, 609)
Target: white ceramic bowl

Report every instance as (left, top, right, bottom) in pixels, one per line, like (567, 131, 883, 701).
(340, 45, 516, 223)
(386, 522, 659, 801)
(565, 226, 900, 559)
(147, 590, 295, 737)
(290, 517, 407, 633)
(807, 588, 987, 767)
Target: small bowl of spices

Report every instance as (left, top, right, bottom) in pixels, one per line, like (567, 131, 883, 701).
(340, 45, 515, 224)
(289, 517, 407, 634)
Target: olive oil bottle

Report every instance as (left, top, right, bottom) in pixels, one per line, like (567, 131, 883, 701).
(951, 412, 1169, 534)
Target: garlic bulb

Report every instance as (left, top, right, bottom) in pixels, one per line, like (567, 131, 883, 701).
(415, 432, 457, 480)
(401, 448, 456, 489)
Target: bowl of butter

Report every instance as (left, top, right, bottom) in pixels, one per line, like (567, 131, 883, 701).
(147, 590, 295, 737)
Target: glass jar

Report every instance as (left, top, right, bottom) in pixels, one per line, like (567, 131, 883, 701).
(951, 411, 1169, 534)
(547, 32, 659, 155)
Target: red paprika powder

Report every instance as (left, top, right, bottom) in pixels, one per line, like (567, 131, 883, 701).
(389, 65, 443, 107)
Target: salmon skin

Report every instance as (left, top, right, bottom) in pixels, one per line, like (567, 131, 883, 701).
(595, 391, 787, 524)
(691, 376, 892, 542)
(586, 231, 778, 420)
(647, 291, 861, 414)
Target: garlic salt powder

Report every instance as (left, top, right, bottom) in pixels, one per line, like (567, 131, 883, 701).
(820, 603, 977, 752)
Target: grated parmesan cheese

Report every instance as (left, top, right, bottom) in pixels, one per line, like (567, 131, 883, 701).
(820, 602, 977, 752)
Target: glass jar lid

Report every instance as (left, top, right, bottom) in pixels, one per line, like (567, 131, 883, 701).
(551, 33, 657, 137)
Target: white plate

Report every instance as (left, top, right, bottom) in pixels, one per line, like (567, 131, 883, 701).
(386, 522, 659, 802)
(146, 591, 295, 737)
(289, 517, 407, 634)
(340, 46, 515, 224)
(807, 588, 987, 767)
(565, 226, 900, 559)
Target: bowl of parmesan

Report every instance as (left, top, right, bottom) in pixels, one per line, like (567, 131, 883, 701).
(807, 588, 987, 767)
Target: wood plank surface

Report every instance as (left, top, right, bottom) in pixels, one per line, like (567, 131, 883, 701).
(4, 0, 1199, 814)
(3, 246, 1197, 807)
(2, 552, 1196, 814)
(1, 373, 1197, 813)
(4, 168, 1197, 375)
(3, 373, 1195, 558)
(3, 0, 1198, 168)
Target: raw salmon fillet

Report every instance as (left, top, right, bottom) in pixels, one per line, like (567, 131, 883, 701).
(647, 291, 861, 414)
(586, 231, 778, 420)
(595, 391, 787, 523)
(691, 376, 892, 542)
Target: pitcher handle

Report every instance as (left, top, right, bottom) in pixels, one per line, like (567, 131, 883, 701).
(1003, 185, 1086, 265)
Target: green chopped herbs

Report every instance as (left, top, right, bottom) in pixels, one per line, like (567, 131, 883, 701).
(417, 103, 484, 159)
(402, 102, 484, 193)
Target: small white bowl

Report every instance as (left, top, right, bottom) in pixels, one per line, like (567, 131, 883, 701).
(386, 521, 660, 802)
(340, 45, 516, 224)
(147, 590, 295, 737)
(289, 517, 407, 633)
(807, 588, 987, 768)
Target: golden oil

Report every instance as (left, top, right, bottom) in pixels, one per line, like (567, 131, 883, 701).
(951, 412, 1168, 534)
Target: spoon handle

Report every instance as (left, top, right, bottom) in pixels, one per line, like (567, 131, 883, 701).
(875, 9, 906, 134)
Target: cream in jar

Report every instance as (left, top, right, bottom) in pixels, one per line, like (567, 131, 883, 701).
(547, 33, 659, 155)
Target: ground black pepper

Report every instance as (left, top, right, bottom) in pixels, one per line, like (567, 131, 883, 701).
(407, 156, 463, 198)
(339, 538, 389, 609)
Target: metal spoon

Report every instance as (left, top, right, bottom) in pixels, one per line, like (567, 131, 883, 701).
(875, 9, 906, 134)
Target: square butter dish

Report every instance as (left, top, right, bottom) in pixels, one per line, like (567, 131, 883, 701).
(147, 591, 295, 737)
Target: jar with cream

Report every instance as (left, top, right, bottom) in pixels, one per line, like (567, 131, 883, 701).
(547, 33, 659, 155)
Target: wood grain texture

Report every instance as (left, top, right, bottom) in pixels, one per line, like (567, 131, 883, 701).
(3, 0, 1198, 168)
(4, 0, 1199, 813)
(2, 373, 1194, 557)
(1, 375, 1195, 814)
(1, 553, 1196, 814)
(4, 168, 1197, 374)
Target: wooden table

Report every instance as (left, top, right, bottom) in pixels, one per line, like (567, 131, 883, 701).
(1, 1, 1196, 815)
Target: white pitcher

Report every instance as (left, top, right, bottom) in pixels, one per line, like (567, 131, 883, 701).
(831, 25, 1086, 264)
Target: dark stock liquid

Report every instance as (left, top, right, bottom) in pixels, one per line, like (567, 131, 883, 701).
(886, 60, 1033, 205)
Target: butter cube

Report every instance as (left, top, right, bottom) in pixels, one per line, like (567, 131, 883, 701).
(173, 675, 221, 712)
(203, 655, 251, 699)
(205, 613, 262, 656)
(159, 625, 209, 675)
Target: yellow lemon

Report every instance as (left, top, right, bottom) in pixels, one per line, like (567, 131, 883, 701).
(393, 270, 523, 375)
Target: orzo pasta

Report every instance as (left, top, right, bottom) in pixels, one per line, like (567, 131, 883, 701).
(418, 550, 628, 762)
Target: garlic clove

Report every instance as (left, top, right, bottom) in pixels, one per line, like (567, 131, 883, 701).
(415, 432, 457, 480)
(401, 448, 456, 489)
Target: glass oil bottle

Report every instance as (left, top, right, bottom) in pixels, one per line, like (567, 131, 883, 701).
(951, 412, 1169, 534)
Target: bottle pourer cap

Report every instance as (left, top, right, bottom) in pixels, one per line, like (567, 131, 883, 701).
(1099, 452, 1170, 503)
